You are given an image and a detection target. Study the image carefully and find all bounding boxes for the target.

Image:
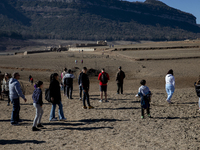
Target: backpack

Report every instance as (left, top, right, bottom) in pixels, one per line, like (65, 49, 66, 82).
(101, 73, 108, 84)
(45, 88, 51, 103)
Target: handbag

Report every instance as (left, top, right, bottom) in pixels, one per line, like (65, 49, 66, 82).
(45, 88, 52, 103)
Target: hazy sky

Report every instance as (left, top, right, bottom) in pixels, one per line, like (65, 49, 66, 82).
(127, 0, 200, 24)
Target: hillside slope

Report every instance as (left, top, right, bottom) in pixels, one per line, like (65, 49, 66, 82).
(0, 0, 200, 41)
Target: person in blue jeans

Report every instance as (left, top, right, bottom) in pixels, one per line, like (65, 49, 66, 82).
(135, 80, 152, 119)
(9, 72, 27, 125)
(81, 67, 94, 109)
(49, 73, 66, 121)
(165, 69, 175, 104)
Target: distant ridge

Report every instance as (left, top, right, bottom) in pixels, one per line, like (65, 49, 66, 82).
(0, 0, 199, 41)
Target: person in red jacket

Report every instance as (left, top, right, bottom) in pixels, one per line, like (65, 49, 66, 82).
(98, 68, 110, 102)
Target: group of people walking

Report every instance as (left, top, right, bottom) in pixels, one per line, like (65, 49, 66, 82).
(1, 67, 200, 131)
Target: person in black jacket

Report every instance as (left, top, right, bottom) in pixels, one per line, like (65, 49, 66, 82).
(49, 73, 66, 121)
(62, 69, 75, 99)
(116, 66, 125, 94)
(32, 81, 44, 131)
(81, 67, 94, 109)
(194, 80, 200, 110)
(78, 70, 83, 100)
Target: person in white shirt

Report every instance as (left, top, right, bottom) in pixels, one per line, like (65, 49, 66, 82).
(61, 68, 67, 96)
(165, 69, 175, 103)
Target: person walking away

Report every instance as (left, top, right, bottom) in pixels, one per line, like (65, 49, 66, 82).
(49, 73, 66, 121)
(165, 69, 175, 104)
(116, 66, 125, 94)
(98, 68, 110, 102)
(32, 81, 44, 131)
(81, 67, 94, 109)
(78, 70, 83, 100)
(2, 73, 10, 106)
(135, 80, 152, 119)
(194, 80, 200, 110)
(61, 68, 67, 96)
(9, 72, 27, 125)
(62, 69, 75, 99)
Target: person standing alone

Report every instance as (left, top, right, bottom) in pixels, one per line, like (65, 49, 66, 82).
(135, 80, 152, 119)
(9, 72, 27, 125)
(116, 66, 125, 94)
(98, 68, 110, 102)
(81, 67, 94, 109)
(165, 69, 175, 104)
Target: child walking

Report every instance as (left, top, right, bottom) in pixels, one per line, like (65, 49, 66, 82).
(194, 80, 200, 110)
(32, 81, 44, 131)
(135, 80, 152, 119)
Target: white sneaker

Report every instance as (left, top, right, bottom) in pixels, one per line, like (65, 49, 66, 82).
(50, 118, 58, 121)
(79, 98, 82, 101)
(99, 100, 103, 103)
(60, 118, 66, 121)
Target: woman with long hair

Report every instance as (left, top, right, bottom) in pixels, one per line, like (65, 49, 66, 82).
(49, 73, 66, 121)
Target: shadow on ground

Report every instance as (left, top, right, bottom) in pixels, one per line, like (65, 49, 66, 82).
(45, 126, 114, 131)
(0, 140, 45, 145)
(96, 107, 140, 110)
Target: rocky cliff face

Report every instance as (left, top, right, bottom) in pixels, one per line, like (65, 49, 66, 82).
(19, 0, 197, 25)
(0, 0, 199, 41)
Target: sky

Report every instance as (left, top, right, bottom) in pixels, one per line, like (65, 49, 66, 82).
(127, 0, 200, 24)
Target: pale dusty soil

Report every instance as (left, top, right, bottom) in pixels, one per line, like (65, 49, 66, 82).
(116, 48, 200, 59)
(0, 40, 200, 149)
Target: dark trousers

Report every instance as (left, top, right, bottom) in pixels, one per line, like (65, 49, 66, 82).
(117, 83, 123, 94)
(82, 88, 90, 106)
(66, 85, 73, 98)
(11, 98, 20, 124)
(5, 91, 10, 104)
(141, 107, 150, 116)
(79, 86, 83, 99)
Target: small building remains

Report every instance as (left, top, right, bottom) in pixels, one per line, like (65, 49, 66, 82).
(76, 40, 107, 47)
(68, 48, 95, 52)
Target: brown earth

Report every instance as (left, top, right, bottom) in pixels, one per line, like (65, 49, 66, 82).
(0, 40, 200, 149)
